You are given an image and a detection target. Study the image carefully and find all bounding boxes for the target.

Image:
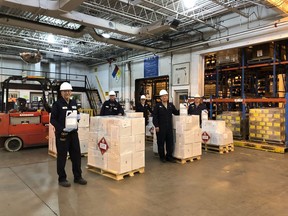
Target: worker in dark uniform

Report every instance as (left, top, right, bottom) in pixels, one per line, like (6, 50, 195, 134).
(100, 90, 124, 116)
(153, 89, 179, 163)
(135, 95, 153, 126)
(50, 82, 87, 187)
(188, 94, 207, 127)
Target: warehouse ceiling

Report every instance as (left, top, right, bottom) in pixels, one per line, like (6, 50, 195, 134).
(0, 0, 285, 65)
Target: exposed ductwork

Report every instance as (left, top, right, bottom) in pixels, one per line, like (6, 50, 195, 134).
(0, 0, 178, 37)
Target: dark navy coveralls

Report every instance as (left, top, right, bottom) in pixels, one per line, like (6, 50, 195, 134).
(100, 99, 124, 116)
(188, 103, 207, 126)
(153, 102, 179, 160)
(50, 97, 82, 182)
(135, 102, 153, 126)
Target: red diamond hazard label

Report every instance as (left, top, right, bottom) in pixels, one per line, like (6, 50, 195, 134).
(98, 137, 109, 155)
(202, 131, 210, 143)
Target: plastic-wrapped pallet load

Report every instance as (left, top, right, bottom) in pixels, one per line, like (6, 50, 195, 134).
(153, 115, 202, 159)
(173, 115, 202, 159)
(249, 108, 285, 143)
(146, 117, 154, 136)
(202, 120, 233, 145)
(216, 111, 248, 138)
(88, 115, 145, 175)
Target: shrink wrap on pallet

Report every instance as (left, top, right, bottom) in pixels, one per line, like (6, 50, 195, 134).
(202, 120, 226, 133)
(78, 113, 90, 128)
(88, 115, 145, 175)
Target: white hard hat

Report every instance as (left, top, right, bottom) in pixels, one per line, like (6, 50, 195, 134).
(194, 94, 201, 98)
(109, 90, 116, 96)
(159, 89, 168, 96)
(60, 82, 73, 91)
(140, 95, 146, 99)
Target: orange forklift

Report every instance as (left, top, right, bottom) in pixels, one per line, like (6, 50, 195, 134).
(0, 76, 55, 151)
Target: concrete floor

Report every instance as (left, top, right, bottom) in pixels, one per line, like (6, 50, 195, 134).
(1, 145, 288, 216)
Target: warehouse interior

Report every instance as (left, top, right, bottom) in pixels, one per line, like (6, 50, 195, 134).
(1, 0, 288, 215)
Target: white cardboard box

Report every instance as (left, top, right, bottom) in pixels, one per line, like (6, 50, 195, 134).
(203, 128, 233, 145)
(173, 144, 193, 159)
(90, 116, 101, 131)
(80, 139, 88, 154)
(111, 125, 132, 140)
(108, 152, 132, 174)
(78, 127, 90, 140)
(126, 112, 144, 118)
(173, 115, 199, 129)
(132, 151, 145, 170)
(109, 136, 133, 155)
(131, 118, 145, 135)
(87, 148, 108, 170)
(202, 120, 226, 133)
(133, 134, 145, 152)
(78, 113, 90, 128)
(192, 142, 202, 156)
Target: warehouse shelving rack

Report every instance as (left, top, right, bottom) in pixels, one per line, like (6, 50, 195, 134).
(203, 41, 288, 153)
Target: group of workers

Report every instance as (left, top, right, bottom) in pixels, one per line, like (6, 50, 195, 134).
(50, 82, 207, 187)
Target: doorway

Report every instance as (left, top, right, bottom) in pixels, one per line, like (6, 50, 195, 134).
(174, 90, 188, 110)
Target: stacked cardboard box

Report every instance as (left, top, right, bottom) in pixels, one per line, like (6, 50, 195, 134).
(249, 108, 285, 143)
(48, 113, 90, 156)
(202, 120, 233, 145)
(78, 113, 90, 154)
(173, 115, 202, 158)
(216, 111, 247, 138)
(153, 115, 202, 159)
(88, 115, 145, 174)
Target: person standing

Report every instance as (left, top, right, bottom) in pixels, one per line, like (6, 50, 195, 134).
(153, 89, 179, 163)
(136, 95, 153, 126)
(100, 90, 124, 116)
(50, 82, 87, 187)
(188, 94, 207, 126)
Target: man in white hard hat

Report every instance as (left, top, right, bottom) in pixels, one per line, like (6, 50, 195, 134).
(188, 94, 207, 126)
(50, 82, 87, 187)
(136, 95, 153, 126)
(153, 89, 179, 163)
(100, 90, 124, 116)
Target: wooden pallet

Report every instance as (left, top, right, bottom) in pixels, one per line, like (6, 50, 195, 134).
(249, 138, 284, 145)
(174, 156, 201, 164)
(234, 140, 287, 154)
(87, 165, 145, 181)
(202, 143, 234, 154)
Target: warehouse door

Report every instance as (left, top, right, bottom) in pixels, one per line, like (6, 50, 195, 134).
(174, 90, 188, 110)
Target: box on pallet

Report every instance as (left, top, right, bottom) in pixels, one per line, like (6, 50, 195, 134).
(125, 111, 144, 118)
(173, 115, 200, 129)
(88, 149, 108, 170)
(202, 120, 226, 133)
(173, 144, 193, 158)
(249, 108, 285, 142)
(78, 113, 90, 128)
(132, 151, 145, 170)
(203, 128, 233, 145)
(88, 116, 145, 175)
(108, 152, 132, 174)
(192, 143, 202, 156)
(131, 118, 145, 135)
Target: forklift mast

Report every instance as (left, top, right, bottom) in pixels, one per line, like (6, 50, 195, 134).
(1, 76, 56, 113)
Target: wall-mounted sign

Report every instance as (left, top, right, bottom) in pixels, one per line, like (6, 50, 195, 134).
(144, 56, 159, 78)
(172, 62, 190, 85)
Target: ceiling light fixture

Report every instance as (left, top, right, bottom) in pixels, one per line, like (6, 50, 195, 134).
(62, 47, 69, 53)
(47, 34, 55, 44)
(183, 0, 196, 9)
(102, 33, 111, 38)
